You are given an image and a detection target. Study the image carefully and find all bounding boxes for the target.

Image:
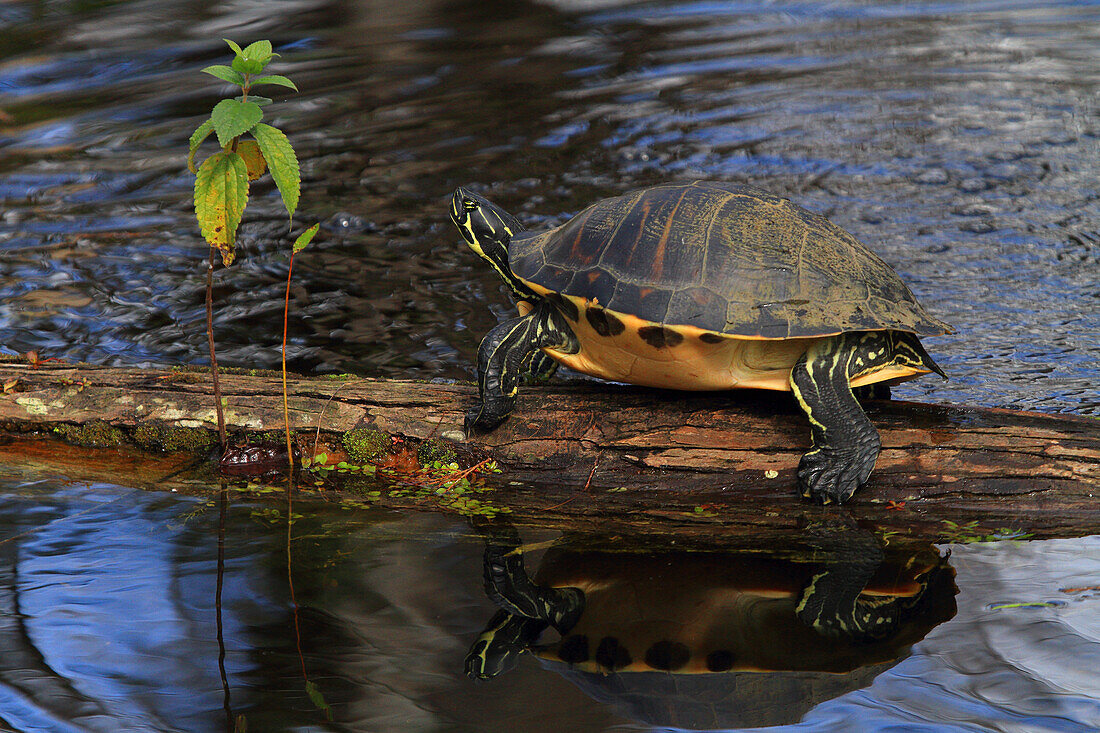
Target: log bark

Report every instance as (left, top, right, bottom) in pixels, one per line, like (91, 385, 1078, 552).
(0, 361, 1096, 549)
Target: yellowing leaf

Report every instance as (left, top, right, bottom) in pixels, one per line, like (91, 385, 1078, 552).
(236, 140, 267, 181)
(194, 151, 249, 266)
(293, 223, 319, 253)
(251, 123, 299, 219)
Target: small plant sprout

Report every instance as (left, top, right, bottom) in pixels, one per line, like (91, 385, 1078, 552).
(188, 39, 305, 450)
(282, 223, 320, 468)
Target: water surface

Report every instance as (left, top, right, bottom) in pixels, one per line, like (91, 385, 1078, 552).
(0, 0, 1096, 412)
(0, 477, 1097, 731)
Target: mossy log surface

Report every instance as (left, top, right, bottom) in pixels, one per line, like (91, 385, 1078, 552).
(0, 361, 1096, 548)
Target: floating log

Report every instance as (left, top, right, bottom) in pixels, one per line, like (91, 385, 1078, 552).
(0, 361, 1096, 548)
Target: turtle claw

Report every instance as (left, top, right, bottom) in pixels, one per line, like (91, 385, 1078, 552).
(797, 441, 880, 505)
(464, 406, 507, 435)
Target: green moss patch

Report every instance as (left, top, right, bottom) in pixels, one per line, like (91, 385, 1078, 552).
(341, 428, 389, 463)
(56, 420, 128, 449)
(132, 423, 217, 453)
(416, 437, 458, 466)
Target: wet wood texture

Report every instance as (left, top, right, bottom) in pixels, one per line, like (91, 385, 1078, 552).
(0, 362, 1096, 547)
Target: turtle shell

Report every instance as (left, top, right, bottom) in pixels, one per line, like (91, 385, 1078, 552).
(509, 181, 952, 340)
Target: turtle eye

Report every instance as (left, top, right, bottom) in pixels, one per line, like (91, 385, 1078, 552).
(462, 198, 480, 212)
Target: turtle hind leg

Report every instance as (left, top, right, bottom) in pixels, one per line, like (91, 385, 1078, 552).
(483, 541, 585, 633)
(789, 332, 885, 504)
(466, 300, 578, 433)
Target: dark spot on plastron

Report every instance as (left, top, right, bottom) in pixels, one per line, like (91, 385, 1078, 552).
(595, 636, 632, 671)
(645, 640, 690, 671)
(558, 635, 589, 664)
(706, 650, 735, 672)
(586, 307, 625, 336)
(699, 332, 725, 344)
(639, 326, 684, 348)
(546, 292, 579, 321)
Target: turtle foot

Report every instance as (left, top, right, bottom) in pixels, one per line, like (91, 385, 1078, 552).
(797, 440, 880, 505)
(464, 406, 507, 435)
(465, 609, 547, 680)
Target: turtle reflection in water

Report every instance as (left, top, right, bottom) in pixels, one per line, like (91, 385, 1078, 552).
(451, 181, 953, 503)
(465, 524, 956, 730)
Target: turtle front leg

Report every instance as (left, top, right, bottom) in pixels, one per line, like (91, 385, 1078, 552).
(789, 332, 886, 504)
(467, 300, 578, 433)
(790, 330, 945, 503)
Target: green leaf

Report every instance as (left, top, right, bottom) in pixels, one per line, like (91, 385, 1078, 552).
(187, 118, 215, 173)
(293, 223, 319, 253)
(201, 64, 245, 86)
(194, 151, 249, 266)
(236, 95, 272, 107)
(224, 39, 245, 57)
(232, 56, 264, 75)
(253, 75, 298, 91)
(242, 40, 274, 63)
(251, 123, 300, 218)
(210, 99, 263, 147)
(305, 681, 333, 722)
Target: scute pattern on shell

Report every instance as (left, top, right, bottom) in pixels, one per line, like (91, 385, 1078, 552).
(509, 181, 953, 339)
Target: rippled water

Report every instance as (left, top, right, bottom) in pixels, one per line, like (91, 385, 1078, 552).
(0, 477, 1097, 732)
(0, 0, 1095, 412)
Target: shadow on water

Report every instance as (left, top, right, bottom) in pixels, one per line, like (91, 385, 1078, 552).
(0, 0, 1095, 413)
(0, 474, 1097, 731)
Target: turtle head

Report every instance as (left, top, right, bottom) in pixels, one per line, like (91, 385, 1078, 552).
(451, 188, 540, 301)
(451, 188, 523, 260)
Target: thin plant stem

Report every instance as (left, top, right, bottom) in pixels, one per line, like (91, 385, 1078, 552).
(216, 487, 232, 730)
(287, 482, 307, 681)
(282, 252, 295, 468)
(206, 247, 227, 449)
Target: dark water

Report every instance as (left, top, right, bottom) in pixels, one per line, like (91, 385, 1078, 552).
(0, 477, 1097, 732)
(0, 0, 1096, 413)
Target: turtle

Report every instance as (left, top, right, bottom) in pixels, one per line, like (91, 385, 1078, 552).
(464, 525, 957, 728)
(450, 180, 953, 504)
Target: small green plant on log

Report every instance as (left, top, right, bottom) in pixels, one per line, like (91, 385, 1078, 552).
(282, 223, 319, 468)
(187, 39, 303, 450)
